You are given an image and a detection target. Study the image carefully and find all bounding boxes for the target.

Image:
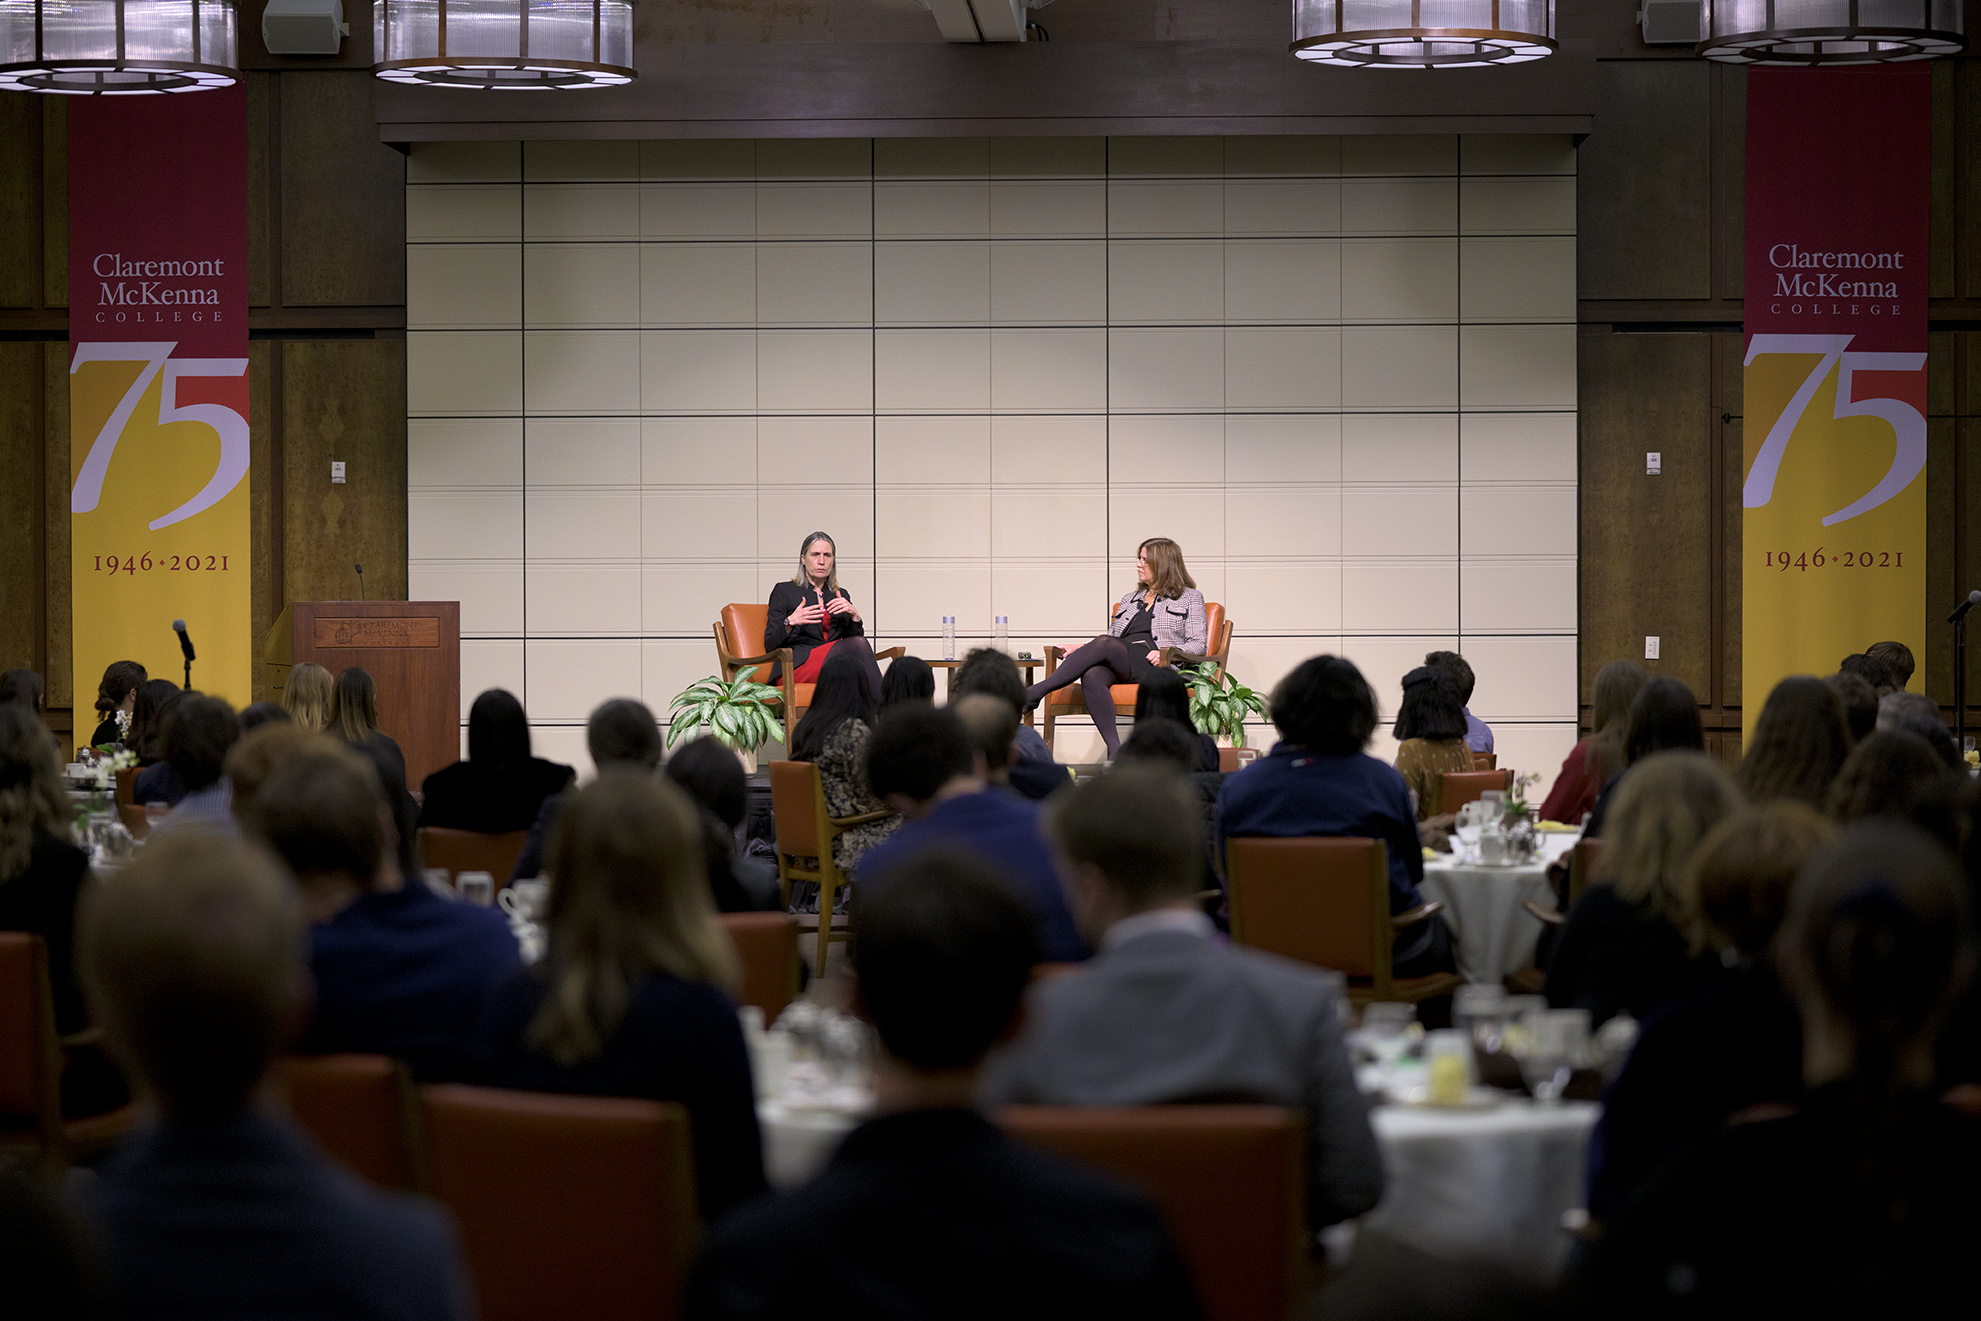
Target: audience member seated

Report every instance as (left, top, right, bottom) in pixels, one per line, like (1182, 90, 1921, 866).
(953, 648, 1069, 798)
(143, 695, 243, 836)
(224, 723, 323, 816)
(688, 852, 1201, 1318)
(418, 687, 575, 834)
(1865, 639, 1915, 691)
(1877, 690, 1963, 769)
(75, 831, 471, 1320)
(1936, 779, 1981, 1092)
(1426, 649, 1493, 755)
(986, 766, 1384, 1229)
(1828, 729, 1957, 832)
(0, 1158, 101, 1318)
(1586, 802, 1833, 1220)
(126, 678, 181, 768)
(1580, 677, 1705, 839)
(245, 746, 520, 1081)
(1837, 651, 1897, 696)
(1545, 752, 1739, 1028)
(1131, 668, 1218, 773)
(1116, 719, 1222, 897)
(788, 649, 899, 912)
(1735, 675, 1851, 810)
(1217, 656, 1454, 982)
(467, 774, 765, 1221)
(1118, 717, 1204, 777)
(511, 697, 662, 882)
(1539, 661, 1646, 825)
(1577, 821, 1981, 1317)
(329, 666, 420, 870)
(87, 658, 147, 749)
(880, 654, 935, 709)
(1390, 666, 1473, 822)
(858, 704, 1087, 963)
(0, 703, 125, 1118)
(0, 667, 45, 715)
(665, 736, 783, 912)
(1825, 670, 1879, 744)
(239, 701, 290, 733)
(281, 660, 335, 733)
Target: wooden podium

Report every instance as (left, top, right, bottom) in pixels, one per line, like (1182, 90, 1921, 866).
(265, 601, 460, 788)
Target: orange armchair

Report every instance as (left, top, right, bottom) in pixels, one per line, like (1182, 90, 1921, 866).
(714, 604, 903, 748)
(1040, 601, 1233, 754)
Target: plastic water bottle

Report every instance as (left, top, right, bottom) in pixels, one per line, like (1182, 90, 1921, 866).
(942, 616, 956, 661)
(994, 615, 1008, 654)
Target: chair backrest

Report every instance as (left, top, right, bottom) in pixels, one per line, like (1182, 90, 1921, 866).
(1471, 751, 1498, 771)
(419, 827, 531, 886)
(717, 603, 771, 671)
(1569, 836, 1603, 908)
(1226, 836, 1388, 980)
(118, 802, 151, 839)
(0, 934, 56, 1125)
(999, 1105, 1305, 1321)
(719, 913, 800, 1024)
(280, 1054, 421, 1190)
(421, 1085, 700, 1321)
(114, 765, 138, 810)
(1217, 746, 1260, 774)
(1438, 768, 1514, 815)
(767, 760, 821, 859)
(1203, 600, 1227, 652)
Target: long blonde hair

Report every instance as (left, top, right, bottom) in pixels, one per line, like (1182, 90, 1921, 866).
(528, 773, 740, 1066)
(790, 531, 840, 593)
(1138, 537, 1196, 600)
(0, 704, 70, 883)
(1599, 751, 1743, 928)
(283, 662, 335, 734)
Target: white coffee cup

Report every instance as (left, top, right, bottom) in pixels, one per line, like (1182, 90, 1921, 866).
(500, 877, 550, 921)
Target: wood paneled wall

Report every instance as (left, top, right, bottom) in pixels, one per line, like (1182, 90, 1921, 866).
(1577, 55, 1981, 763)
(0, 72, 407, 737)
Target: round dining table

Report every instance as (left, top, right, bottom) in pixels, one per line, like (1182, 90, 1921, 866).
(1418, 831, 1579, 985)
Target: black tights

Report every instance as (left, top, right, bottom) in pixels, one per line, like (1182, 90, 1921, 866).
(829, 635, 884, 703)
(1024, 635, 1142, 757)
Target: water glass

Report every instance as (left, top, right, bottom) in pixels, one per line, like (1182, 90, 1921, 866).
(457, 871, 495, 907)
(1360, 1002, 1416, 1066)
(1454, 986, 1509, 1054)
(1425, 1029, 1475, 1107)
(1513, 1008, 1589, 1104)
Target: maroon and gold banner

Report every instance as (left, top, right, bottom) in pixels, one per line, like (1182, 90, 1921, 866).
(1743, 66, 1931, 735)
(69, 88, 251, 731)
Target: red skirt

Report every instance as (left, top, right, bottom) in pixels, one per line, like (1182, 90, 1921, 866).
(792, 640, 838, 683)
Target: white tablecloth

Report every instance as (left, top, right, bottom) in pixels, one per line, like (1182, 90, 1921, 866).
(1419, 833, 1578, 985)
(1363, 1100, 1597, 1281)
(758, 1094, 1597, 1282)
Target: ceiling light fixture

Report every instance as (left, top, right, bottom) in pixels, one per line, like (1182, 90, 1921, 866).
(372, 0, 635, 90)
(1291, 0, 1556, 68)
(0, 0, 241, 94)
(1697, 0, 1963, 64)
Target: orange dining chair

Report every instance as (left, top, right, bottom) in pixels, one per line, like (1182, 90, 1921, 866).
(421, 1085, 700, 1321)
(1511, 836, 1605, 993)
(0, 933, 137, 1169)
(1040, 601, 1233, 755)
(718, 912, 801, 1024)
(1438, 768, 1515, 816)
(279, 1054, 424, 1190)
(1226, 836, 1463, 1008)
(1000, 1105, 1309, 1321)
(768, 761, 891, 976)
(418, 827, 531, 888)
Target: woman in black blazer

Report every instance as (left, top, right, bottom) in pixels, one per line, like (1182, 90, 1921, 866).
(764, 531, 883, 701)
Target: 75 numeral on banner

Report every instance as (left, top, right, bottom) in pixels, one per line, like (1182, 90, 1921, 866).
(1741, 333, 1926, 526)
(70, 341, 249, 531)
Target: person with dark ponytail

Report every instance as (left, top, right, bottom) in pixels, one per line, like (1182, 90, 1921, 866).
(88, 660, 147, 748)
(1579, 821, 1980, 1316)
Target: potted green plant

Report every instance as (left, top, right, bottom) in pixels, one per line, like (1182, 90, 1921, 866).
(1183, 667, 1270, 748)
(666, 666, 783, 772)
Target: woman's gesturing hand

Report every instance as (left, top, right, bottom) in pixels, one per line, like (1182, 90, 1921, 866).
(788, 600, 826, 627)
(824, 593, 858, 621)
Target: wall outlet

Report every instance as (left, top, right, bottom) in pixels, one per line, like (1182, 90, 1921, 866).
(330, 461, 346, 484)
(1645, 635, 1661, 660)
(1646, 451, 1662, 475)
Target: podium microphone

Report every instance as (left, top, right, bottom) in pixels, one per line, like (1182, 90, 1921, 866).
(172, 619, 195, 689)
(1948, 589, 1980, 624)
(355, 563, 366, 601)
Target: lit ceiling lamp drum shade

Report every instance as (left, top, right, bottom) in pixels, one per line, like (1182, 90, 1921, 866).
(1290, 0, 1556, 67)
(373, 0, 634, 89)
(0, 0, 240, 93)
(1697, 0, 1963, 64)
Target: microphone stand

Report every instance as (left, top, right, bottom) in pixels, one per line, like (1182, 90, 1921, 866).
(1958, 609, 1968, 757)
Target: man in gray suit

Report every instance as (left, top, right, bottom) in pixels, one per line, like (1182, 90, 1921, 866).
(983, 765, 1385, 1230)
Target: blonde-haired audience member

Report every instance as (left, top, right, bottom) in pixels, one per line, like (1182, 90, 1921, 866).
(76, 831, 470, 1320)
(280, 661, 335, 733)
(1545, 751, 1742, 1027)
(466, 774, 765, 1221)
(1586, 802, 1836, 1219)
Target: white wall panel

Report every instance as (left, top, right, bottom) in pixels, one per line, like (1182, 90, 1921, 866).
(409, 245, 521, 329)
(525, 244, 637, 327)
(410, 418, 523, 487)
(641, 243, 756, 326)
(989, 242, 1106, 324)
(524, 185, 638, 239)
